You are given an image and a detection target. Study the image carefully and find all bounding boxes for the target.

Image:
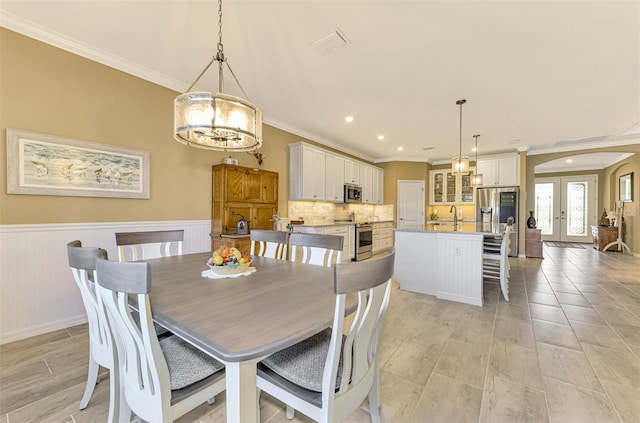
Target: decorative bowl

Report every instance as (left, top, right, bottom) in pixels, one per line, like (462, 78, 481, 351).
(206, 260, 252, 275)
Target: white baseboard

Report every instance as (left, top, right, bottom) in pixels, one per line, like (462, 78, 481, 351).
(0, 315, 87, 345)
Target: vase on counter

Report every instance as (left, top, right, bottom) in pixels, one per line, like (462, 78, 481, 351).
(527, 211, 536, 229)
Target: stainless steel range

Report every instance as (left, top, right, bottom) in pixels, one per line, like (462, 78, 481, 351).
(354, 223, 373, 261)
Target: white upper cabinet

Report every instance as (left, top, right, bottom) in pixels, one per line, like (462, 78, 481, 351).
(359, 164, 374, 203)
(325, 153, 345, 202)
(289, 143, 326, 200)
(372, 167, 384, 204)
(289, 142, 384, 203)
(477, 156, 519, 186)
(429, 168, 476, 205)
(344, 159, 360, 185)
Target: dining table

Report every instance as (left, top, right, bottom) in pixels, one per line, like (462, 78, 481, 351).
(143, 252, 339, 423)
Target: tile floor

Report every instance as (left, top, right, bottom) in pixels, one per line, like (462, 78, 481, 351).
(1, 245, 639, 422)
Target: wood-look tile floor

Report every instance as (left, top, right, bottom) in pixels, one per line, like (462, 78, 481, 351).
(1, 246, 639, 422)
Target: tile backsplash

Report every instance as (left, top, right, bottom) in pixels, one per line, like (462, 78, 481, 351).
(287, 201, 394, 225)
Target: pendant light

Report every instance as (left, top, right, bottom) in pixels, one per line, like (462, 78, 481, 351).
(451, 99, 469, 175)
(471, 134, 483, 186)
(174, 0, 262, 151)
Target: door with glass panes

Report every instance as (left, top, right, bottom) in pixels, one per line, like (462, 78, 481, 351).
(534, 176, 597, 243)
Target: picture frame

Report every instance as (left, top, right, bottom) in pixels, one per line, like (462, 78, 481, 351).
(6, 128, 150, 199)
(619, 172, 633, 203)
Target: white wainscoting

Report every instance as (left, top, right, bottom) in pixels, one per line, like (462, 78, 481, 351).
(0, 220, 211, 345)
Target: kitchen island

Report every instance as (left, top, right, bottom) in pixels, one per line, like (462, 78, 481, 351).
(395, 223, 501, 306)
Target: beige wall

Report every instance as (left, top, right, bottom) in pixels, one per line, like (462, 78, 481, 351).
(526, 147, 640, 253)
(0, 29, 313, 224)
(378, 161, 431, 221)
(3, 28, 639, 254)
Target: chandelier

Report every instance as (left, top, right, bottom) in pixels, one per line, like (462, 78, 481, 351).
(451, 99, 469, 175)
(174, 0, 262, 151)
(471, 134, 483, 186)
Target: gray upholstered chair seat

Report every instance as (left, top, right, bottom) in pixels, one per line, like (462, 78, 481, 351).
(160, 336, 224, 391)
(260, 328, 343, 393)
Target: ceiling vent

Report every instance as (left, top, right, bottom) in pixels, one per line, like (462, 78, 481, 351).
(312, 28, 351, 55)
(422, 147, 435, 151)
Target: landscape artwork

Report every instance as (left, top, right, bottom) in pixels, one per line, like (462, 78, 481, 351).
(6, 129, 150, 199)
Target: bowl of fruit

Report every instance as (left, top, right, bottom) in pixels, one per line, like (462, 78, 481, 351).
(207, 246, 252, 275)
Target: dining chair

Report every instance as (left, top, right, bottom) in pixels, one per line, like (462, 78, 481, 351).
(250, 229, 289, 259)
(256, 250, 395, 423)
(95, 251, 226, 423)
(483, 226, 511, 301)
(115, 229, 184, 262)
(289, 232, 344, 267)
(67, 240, 127, 423)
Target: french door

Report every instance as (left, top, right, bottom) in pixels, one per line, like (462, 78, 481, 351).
(534, 176, 597, 243)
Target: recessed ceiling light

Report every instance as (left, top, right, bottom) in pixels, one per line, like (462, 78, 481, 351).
(510, 139, 520, 144)
(377, 135, 385, 140)
(565, 159, 573, 163)
(471, 147, 478, 152)
(397, 147, 403, 151)
(345, 116, 354, 123)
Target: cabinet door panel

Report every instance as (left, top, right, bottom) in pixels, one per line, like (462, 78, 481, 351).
(246, 170, 263, 202)
(326, 154, 345, 202)
(497, 158, 519, 186)
(262, 173, 278, 203)
(253, 205, 278, 230)
(225, 167, 248, 201)
(477, 160, 497, 186)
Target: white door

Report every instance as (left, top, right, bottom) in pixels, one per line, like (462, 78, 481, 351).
(535, 175, 597, 243)
(397, 180, 425, 229)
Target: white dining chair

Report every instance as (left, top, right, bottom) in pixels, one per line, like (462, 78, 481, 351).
(67, 240, 127, 423)
(95, 251, 226, 423)
(289, 232, 344, 267)
(257, 250, 395, 423)
(115, 230, 184, 262)
(483, 226, 511, 301)
(250, 229, 289, 259)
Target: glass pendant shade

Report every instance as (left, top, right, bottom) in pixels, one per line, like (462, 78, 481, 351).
(173, 0, 262, 152)
(451, 99, 468, 175)
(174, 92, 262, 151)
(452, 156, 470, 175)
(470, 134, 483, 186)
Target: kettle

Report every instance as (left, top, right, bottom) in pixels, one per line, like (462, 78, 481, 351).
(233, 212, 249, 235)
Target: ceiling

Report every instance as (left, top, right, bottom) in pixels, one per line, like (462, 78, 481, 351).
(1, 1, 639, 166)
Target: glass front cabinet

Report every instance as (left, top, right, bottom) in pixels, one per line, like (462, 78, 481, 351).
(429, 168, 476, 205)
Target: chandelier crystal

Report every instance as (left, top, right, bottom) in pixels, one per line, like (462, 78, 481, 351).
(174, 0, 262, 151)
(451, 99, 469, 175)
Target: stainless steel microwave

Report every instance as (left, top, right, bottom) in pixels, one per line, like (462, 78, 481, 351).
(344, 184, 362, 203)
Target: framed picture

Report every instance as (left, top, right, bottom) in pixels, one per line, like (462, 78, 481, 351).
(619, 172, 633, 203)
(6, 129, 150, 199)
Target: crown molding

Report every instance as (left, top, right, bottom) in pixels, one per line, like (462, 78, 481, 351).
(373, 156, 432, 164)
(0, 11, 186, 92)
(527, 137, 640, 156)
(263, 117, 374, 162)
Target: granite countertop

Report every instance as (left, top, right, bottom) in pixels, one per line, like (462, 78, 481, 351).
(291, 219, 394, 228)
(396, 221, 501, 236)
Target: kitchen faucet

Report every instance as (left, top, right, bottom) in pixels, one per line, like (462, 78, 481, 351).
(450, 205, 458, 231)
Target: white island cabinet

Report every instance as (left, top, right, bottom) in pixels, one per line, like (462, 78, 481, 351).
(395, 229, 484, 306)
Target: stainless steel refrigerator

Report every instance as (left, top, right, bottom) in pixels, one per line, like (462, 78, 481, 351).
(476, 187, 519, 257)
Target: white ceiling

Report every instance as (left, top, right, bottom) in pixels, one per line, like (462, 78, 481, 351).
(1, 1, 639, 165)
(535, 152, 635, 174)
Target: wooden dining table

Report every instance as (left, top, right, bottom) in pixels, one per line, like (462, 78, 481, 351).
(144, 252, 339, 422)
